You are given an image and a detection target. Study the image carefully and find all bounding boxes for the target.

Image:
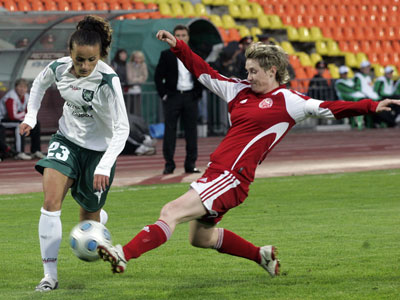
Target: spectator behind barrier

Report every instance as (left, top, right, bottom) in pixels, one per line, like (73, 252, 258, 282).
(307, 61, 334, 100)
(0, 79, 45, 160)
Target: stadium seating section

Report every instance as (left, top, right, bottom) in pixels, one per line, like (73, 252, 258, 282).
(1, 0, 400, 83)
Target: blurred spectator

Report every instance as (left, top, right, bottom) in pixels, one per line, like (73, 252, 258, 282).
(0, 79, 44, 160)
(307, 61, 333, 100)
(40, 34, 55, 50)
(335, 66, 365, 101)
(125, 50, 148, 115)
(126, 50, 148, 96)
(15, 37, 30, 48)
(374, 66, 396, 99)
(111, 49, 128, 89)
(355, 61, 395, 127)
(374, 66, 400, 125)
(354, 60, 379, 100)
(210, 46, 239, 78)
(335, 66, 366, 129)
(257, 33, 274, 45)
(236, 36, 253, 79)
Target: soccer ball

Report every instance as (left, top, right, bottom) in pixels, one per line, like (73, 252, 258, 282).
(69, 220, 112, 262)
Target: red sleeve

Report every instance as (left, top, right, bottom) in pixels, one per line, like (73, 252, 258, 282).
(320, 99, 378, 119)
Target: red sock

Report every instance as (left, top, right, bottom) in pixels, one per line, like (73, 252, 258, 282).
(123, 220, 172, 260)
(215, 228, 261, 263)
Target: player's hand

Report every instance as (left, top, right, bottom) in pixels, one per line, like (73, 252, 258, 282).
(19, 122, 32, 137)
(376, 99, 400, 113)
(156, 30, 177, 48)
(93, 174, 109, 193)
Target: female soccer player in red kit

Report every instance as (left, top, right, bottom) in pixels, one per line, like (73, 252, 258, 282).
(98, 29, 400, 276)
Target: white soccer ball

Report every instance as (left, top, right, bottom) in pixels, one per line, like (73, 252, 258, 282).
(69, 220, 112, 262)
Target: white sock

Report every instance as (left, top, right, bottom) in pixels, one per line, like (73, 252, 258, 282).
(39, 207, 61, 280)
(100, 209, 108, 225)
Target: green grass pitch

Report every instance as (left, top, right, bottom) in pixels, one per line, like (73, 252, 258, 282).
(0, 169, 399, 299)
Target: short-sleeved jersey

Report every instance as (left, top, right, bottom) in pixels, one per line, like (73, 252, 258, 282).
(171, 40, 379, 183)
(24, 56, 130, 176)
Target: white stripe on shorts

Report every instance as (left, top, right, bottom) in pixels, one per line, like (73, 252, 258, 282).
(190, 170, 240, 216)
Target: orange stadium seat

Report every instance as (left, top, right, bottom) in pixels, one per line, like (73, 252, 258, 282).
(378, 53, 390, 66)
(120, 1, 133, 9)
(134, 2, 146, 10)
(56, 0, 70, 11)
(305, 4, 318, 16)
(218, 27, 229, 44)
(304, 66, 316, 78)
(348, 41, 361, 53)
(262, 3, 274, 15)
(15, 0, 31, 11)
(227, 28, 241, 42)
(43, 0, 56, 10)
(389, 53, 400, 67)
(339, 41, 350, 52)
(3, 0, 17, 11)
(70, 0, 83, 11)
(368, 53, 379, 65)
(95, 2, 108, 10)
(146, 3, 158, 10)
(30, 0, 44, 11)
(343, 27, 355, 41)
(289, 55, 301, 69)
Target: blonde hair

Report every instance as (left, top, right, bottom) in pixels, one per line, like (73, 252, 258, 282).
(245, 42, 290, 85)
(130, 50, 145, 63)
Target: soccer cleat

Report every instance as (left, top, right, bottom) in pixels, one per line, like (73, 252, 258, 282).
(259, 245, 280, 277)
(35, 275, 58, 292)
(98, 244, 127, 274)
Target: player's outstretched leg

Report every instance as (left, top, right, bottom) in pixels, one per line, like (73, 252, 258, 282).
(214, 228, 280, 277)
(190, 222, 280, 277)
(97, 219, 172, 273)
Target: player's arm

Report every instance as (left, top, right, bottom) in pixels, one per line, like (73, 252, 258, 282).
(21, 62, 56, 136)
(304, 98, 400, 120)
(156, 30, 247, 103)
(93, 76, 130, 192)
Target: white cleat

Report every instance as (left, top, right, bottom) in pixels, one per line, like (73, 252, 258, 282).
(35, 275, 58, 292)
(98, 244, 127, 274)
(259, 245, 280, 277)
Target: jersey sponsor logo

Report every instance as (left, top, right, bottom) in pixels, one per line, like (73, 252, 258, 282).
(82, 89, 94, 102)
(69, 84, 81, 91)
(259, 98, 273, 109)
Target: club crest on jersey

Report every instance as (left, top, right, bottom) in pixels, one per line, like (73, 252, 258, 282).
(259, 98, 273, 109)
(82, 89, 94, 102)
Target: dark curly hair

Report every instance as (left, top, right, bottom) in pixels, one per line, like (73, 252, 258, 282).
(68, 15, 112, 58)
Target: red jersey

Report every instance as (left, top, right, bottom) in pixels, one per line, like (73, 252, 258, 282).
(171, 40, 378, 183)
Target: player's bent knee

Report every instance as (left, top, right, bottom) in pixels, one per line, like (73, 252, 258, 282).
(159, 202, 178, 223)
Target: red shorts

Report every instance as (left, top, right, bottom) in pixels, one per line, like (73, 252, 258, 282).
(190, 165, 250, 225)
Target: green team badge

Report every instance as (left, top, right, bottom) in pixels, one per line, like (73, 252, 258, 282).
(82, 89, 94, 102)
